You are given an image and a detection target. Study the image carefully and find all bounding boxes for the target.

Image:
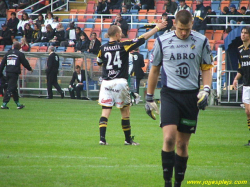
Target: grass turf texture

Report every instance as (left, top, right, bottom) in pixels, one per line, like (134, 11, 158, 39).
(0, 98, 249, 187)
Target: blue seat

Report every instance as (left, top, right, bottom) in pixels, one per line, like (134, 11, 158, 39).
(4, 45, 12, 51)
(61, 19, 70, 23)
(211, 1, 220, 11)
(130, 9, 138, 14)
(56, 46, 66, 52)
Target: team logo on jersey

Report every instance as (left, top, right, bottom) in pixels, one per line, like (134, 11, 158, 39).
(191, 44, 195, 49)
(170, 45, 175, 49)
(175, 62, 190, 78)
(132, 38, 138, 42)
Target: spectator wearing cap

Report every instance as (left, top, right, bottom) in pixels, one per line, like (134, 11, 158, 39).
(174, 0, 191, 17)
(0, 24, 12, 46)
(121, 5, 131, 23)
(206, 6, 216, 30)
(193, 0, 207, 35)
(228, 4, 241, 30)
(0, 0, 7, 17)
(7, 12, 19, 40)
(155, 12, 173, 38)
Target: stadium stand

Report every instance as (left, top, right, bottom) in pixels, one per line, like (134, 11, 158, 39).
(211, 1, 220, 11)
(0, 45, 4, 51)
(205, 30, 213, 40)
(220, 1, 230, 12)
(147, 39, 155, 51)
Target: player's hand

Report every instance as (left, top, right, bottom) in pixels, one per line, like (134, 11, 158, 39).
(197, 85, 210, 110)
(145, 94, 159, 120)
(156, 21, 167, 30)
(233, 79, 238, 90)
(30, 68, 33, 73)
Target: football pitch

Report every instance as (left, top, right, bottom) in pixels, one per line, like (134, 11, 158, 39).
(0, 98, 249, 187)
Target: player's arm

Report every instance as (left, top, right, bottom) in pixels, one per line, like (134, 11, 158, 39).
(233, 72, 242, 90)
(141, 21, 167, 40)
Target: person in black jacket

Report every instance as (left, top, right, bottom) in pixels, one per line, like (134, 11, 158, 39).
(130, 48, 144, 94)
(96, 0, 110, 18)
(155, 12, 173, 38)
(75, 33, 90, 53)
(206, 6, 216, 30)
(87, 32, 101, 55)
(228, 4, 242, 30)
(49, 23, 65, 46)
(68, 65, 86, 99)
(30, 23, 42, 47)
(0, 41, 33, 109)
(46, 46, 64, 99)
(0, 75, 7, 97)
(193, 0, 207, 35)
(23, 23, 33, 43)
(111, 13, 128, 38)
(7, 12, 19, 40)
(0, 24, 12, 46)
(40, 24, 55, 46)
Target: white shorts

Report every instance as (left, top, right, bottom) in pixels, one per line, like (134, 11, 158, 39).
(242, 86, 250, 104)
(98, 78, 131, 108)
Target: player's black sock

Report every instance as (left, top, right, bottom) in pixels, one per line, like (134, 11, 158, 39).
(175, 154, 188, 183)
(122, 118, 131, 142)
(99, 116, 108, 142)
(247, 119, 250, 131)
(162, 150, 175, 184)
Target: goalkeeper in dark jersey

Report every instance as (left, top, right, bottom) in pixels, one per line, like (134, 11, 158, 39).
(96, 22, 167, 145)
(233, 26, 250, 146)
(145, 10, 213, 187)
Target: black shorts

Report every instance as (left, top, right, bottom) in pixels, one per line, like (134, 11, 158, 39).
(160, 86, 199, 134)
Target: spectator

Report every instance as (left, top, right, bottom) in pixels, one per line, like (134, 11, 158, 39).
(20, 37, 30, 52)
(18, 0, 29, 9)
(0, 0, 7, 18)
(51, 17, 59, 29)
(121, 5, 131, 23)
(141, 0, 155, 11)
(238, 7, 250, 25)
(206, 6, 216, 30)
(215, 6, 230, 31)
(0, 24, 12, 46)
(31, 0, 47, 19)
(75, 33, 90, 53)
(23, 23, 33, 43)
(155, 12, 173, 38)
(228, 4, 241, 30)
(164, 0, 178, 15)
(68, 65, 87, 100)
(96, 0, 110, 18)
(40, 24, 55, 46)
(48, 23, 65, 46)
(193, 0, 207, 35)
(42, 12, 53, 33)
(174, 0, 191, 17)
(60, 23, 87, 47)
(35, 13, 45, 28)
(9, 0, 18, 9)
(87, 32, 101, 55)
(107, 0, 120, 10)
(111, 13, 128, 38)
(30, 23, 42, 47)
(7, 12, 19, 41)
(17, 12, 31, 35)
(122, 0, 133, 10)
(132, 0, 141, 11)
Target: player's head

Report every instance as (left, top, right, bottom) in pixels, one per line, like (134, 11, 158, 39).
(241, 27, 250, 43)
(174, 10, 193, 40)
(107, 25, 122, 41)
(75, 65, 81, 74)
(12, 41, 21, 50)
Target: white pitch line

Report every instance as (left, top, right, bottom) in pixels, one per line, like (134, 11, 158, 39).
(0, 155, 107, 159)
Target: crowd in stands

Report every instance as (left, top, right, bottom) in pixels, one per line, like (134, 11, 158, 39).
(0, 0, 249, 55)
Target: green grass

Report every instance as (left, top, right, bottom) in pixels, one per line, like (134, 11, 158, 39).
(0, 98, 250, 187)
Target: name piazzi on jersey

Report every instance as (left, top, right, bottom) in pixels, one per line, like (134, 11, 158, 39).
(151, 30, 213, 91)
(237, 44, 250, 86)
(97, 36, 145, 80)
